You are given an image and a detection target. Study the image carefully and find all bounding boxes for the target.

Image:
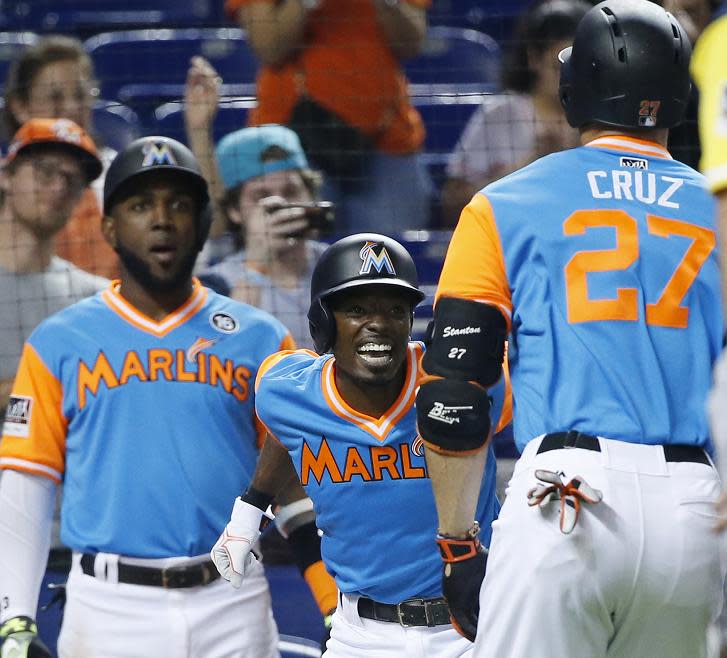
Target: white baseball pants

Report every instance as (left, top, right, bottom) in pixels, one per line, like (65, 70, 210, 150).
(58, 552, 279, 658)
(474, 435, 724, 658)
(709, 350, 727, 480)
(323, 592, 473, 658)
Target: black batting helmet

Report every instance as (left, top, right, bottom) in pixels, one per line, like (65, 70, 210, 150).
(103, 136, 211, 248)
(559, 0, 692, 130)
(308, 233, 425, 354)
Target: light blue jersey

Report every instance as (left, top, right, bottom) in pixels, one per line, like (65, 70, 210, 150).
(255, 342, 508, 603)
(1, 280, 294, 557)
(437, 136, 723, 454)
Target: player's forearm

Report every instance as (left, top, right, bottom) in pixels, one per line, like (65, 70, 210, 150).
(186, 127, 228, 240)
(237, 1, 309, 68)
(0, 470, 55, 622)
(248, 434, 301, 500)
(373, 1, 427, 60)
(425, 447, 487, 537)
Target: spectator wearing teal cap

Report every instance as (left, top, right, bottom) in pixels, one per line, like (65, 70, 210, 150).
(185, 59, 331, 347)
(203, 124, 330, 349)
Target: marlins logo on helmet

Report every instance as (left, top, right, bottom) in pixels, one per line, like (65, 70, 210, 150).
(141, 141, 178, 167)
(359, 242, 396, 275)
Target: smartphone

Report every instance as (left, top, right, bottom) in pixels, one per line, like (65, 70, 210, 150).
(274, 201, 335, 233)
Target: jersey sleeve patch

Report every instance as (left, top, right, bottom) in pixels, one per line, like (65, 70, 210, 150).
(3, 395, 33, 438)
(0, 343, 67, 482)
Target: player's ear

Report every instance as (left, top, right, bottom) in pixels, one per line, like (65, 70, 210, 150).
(101, 214, 117, 248)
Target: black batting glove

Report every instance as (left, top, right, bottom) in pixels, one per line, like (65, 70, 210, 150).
(436, 523, 488, 642)
(0, 616, 52, 658)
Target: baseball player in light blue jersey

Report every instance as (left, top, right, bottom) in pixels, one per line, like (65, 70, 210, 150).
(211, 233, 511, 657)
(416, 2, 725, 658)
(0, 136, 314, 658)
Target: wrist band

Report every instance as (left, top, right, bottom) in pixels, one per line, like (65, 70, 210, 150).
(241, 486, 274, 512)
(275, 497, 315, 538)
(436, 521, 483, 563)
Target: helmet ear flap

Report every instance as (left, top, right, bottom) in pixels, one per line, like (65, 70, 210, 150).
(308, 298, 336, 354)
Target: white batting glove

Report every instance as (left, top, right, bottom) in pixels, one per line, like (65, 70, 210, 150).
(211, 498, 273, 588)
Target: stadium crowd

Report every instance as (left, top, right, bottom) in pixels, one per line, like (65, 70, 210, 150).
(0, 0, 726, 657)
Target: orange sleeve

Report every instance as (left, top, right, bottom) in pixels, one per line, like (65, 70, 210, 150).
(0, 343, 67, 483)
(436, 193, 512, 330)
(303, 560, 338, 615)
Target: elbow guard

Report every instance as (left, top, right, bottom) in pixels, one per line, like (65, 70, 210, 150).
(416, 378, 491, 454)
(416, 298, 507, 454)
(422, 297, 507, 388)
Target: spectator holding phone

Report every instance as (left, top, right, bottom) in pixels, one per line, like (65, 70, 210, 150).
(225, 0, 433, 233)
(185, 58, 331, 348)
(197, 124, 330, 348)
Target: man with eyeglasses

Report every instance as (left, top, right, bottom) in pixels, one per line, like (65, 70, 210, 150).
(0, 117, 106, 417)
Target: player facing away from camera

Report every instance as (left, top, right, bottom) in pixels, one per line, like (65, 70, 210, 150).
(416, 2, 725, 658)
(0, 136, 336, 658)
(211, 233, 511, 657)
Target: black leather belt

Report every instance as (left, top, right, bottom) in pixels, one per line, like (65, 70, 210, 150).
(538, 431, 710, 465)
(80, 553, 220, 589)
(357, 596, 450, 627)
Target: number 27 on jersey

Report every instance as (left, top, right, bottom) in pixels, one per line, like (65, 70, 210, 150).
(563, 209, 715, 329)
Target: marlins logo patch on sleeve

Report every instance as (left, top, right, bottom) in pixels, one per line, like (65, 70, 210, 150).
(2, 395, 33, 438)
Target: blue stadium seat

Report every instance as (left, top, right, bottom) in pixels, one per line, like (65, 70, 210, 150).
(410, 92, 486, 196)
(0, 31, 38, 88)
(0, 1, 226, 33)
(413, 92, 485, 154)
(429, 0, 530, 40)
(92, 99, 140, 153)
(404, 26, 500, 92)
(151, 96, 256, 144)
(84, 28, 258, 119)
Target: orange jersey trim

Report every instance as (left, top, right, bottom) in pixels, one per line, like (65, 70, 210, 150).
(101, 278, 207, 337)
(436, 193, 512, 330)
(303, 560, 338, 615)
(255, 348, 318, 393)
(584, 135, 672, 160)
(0, 457, 62, 484)
(321, 343, 422, 442)
(1, 343, 67, 483)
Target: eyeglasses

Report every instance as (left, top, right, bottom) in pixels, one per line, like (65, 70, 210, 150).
(29, 82, 100, 110)
(29, 158, 86, 193)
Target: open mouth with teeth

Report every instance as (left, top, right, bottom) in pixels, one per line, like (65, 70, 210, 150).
(356, 341, 394, 366)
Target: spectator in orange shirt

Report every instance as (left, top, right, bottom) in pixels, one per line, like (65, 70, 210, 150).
(3, 35, 119, 279)
(227, 0, 433, 233)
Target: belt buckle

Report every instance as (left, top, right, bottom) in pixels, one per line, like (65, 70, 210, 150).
(397, 598, 429, 627)
(396, 599, 415, 627)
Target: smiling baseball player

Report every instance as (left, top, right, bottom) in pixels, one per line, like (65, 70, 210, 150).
(211, 233, 512, 656)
